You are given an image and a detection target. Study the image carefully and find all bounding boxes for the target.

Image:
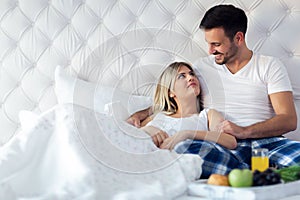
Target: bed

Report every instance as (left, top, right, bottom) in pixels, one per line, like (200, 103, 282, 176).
(0, 0, 300, 199)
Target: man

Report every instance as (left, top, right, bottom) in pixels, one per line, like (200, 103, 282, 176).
(197, 4, 297, 139)
(127, 4, 300, 177)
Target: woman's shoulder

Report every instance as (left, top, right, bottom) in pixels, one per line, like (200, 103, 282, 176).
(152, 112, 170, 120)
(200, 108, 210, 115)
(203, 108, 222, 119)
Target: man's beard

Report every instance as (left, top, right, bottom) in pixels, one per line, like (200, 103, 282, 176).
(214, 43, 238, 65)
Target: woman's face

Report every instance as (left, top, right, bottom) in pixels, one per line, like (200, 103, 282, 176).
(170, 65, 200, 100)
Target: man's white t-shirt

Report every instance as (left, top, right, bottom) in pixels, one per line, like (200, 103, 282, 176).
(146, 109, 209, 136)
(194, 53, 292, 127)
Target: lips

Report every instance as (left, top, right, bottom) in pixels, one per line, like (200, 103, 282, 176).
(215, 54, 222, 60)
(188, 82, 197, 87)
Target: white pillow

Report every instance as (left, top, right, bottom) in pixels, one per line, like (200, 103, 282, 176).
(19, 110, 39, 131)
(54, 66, 152, 120)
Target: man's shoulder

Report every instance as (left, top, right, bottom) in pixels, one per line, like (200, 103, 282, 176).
(252, 53, 284, 71)
(253, 53, 279, 62)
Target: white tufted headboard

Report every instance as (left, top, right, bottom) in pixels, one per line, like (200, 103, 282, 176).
(1, 0, 300, 145)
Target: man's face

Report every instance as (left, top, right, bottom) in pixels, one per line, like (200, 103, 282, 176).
(204, 27, 238, 65)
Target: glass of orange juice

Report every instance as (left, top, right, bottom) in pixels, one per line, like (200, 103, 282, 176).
(251, 148, 269, 172)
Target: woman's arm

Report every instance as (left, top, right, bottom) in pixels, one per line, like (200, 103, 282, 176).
(140, 115, 153, 127)
(207, 109, 224, 131)
(160, 109, 237, 150)
(160, 130, 237, 150)
(141, 126, 169, 147)
(206, 109, 237, 149)
(192, 130, 238, 149)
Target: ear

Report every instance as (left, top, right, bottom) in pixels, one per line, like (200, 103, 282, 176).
(235, 32, 244, 43)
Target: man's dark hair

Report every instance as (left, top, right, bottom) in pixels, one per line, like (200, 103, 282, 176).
(199, 4, 248, 41)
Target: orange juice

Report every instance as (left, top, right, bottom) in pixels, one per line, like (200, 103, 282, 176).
(251, 156, 269, 172)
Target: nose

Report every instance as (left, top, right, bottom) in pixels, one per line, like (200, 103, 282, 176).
(208, 45, 216, 55)
(188, 74, 195, 81)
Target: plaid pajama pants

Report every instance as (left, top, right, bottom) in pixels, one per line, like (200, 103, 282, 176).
(175, 137, 300, 178)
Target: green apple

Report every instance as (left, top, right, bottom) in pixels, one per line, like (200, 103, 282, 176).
(228, 169, 253, 187)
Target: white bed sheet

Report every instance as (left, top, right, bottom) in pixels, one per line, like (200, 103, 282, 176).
(0, 104, 203, 200)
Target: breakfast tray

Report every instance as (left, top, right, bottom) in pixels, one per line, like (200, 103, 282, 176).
(188, 179, 300, 200)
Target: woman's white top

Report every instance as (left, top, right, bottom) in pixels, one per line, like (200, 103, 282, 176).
(146, 109, 209, 136)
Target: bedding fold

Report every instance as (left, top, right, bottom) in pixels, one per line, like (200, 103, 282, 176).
(0, 104, 203, 199)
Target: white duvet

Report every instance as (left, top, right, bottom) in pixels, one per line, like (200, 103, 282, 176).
(0, 104, 203, 200)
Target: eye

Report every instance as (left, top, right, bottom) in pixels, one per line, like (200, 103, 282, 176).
(177, 73, 185, 79)
(189, 71, 196, 76)
(210, 42, 221, 47)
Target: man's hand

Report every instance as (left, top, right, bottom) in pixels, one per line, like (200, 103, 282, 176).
(220, 91, 297, 139)
(219, 120, 247, 139)
(126, 107, 152, 128)
(126, 114, 141, 128)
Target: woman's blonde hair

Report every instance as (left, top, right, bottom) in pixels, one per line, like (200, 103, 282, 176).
(153, 62, 201, 115)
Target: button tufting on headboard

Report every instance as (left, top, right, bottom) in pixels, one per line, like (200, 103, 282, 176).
(0, 0, 300, 144)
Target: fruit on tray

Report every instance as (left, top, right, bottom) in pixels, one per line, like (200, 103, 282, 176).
(228, 169, 253, 187)
(207, 174, 229, 186)
(207, 164, 300, 188)
(253, 168, 281, 186)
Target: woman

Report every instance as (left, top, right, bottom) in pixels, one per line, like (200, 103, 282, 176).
(141, 62, 237, 150)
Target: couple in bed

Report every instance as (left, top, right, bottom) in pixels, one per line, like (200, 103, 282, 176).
(127, 4, 300, 178)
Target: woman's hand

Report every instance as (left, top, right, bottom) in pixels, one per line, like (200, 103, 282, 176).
(159, 130, 190, 150)
(151, 130, 169, 147)
(140, 126, 169, 147)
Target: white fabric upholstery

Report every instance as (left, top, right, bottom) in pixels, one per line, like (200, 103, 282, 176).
(0, 0, 300, 144)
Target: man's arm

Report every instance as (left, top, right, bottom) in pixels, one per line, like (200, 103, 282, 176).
(221, 91, 297, 139)
(126, 107, 152, 128)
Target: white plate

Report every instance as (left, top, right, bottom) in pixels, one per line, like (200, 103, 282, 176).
(188, 179, 300, 200)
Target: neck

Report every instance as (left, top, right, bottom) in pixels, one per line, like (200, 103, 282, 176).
(226, 48, 253, 74)
(173, 98, 198, 118)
